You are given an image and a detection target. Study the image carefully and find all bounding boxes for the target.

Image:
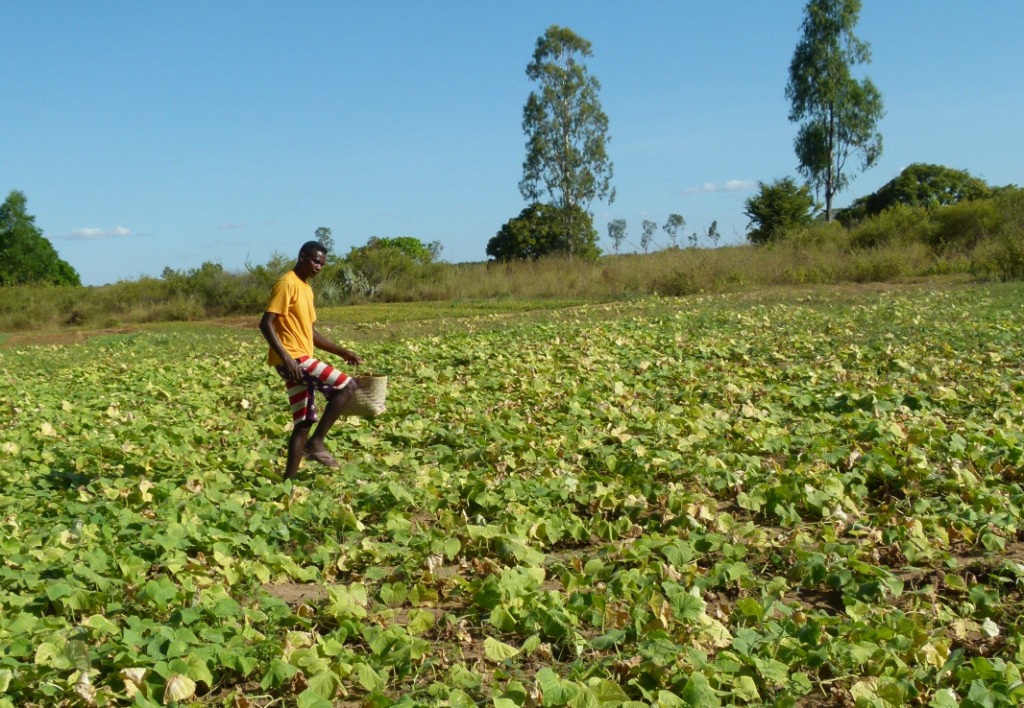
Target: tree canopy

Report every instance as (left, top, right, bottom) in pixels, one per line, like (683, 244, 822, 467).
(313, 226, 335, 256)
(839, 163, 994, 224)
(786, 0, 884, 221)
(0, 190, 81, 287)
(640, 220, 657, 253)
(662, 214, 686, 248)
(334, 236, 443, 295)
(607, 219, 627, 254)
(520, 25, 614, 258)
(744, 178, 816, 245)
(346, 236, 440, 266)
(487, 203, 599, 262)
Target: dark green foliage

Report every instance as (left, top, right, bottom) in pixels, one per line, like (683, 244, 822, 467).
(487, 203, 600, 262)
(840, 163, 994, 224)
(0, 190, 81, 286)
(745, 178, 815, 245)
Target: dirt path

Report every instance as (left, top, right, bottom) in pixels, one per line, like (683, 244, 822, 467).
(0, 326, 139, 348)
(0, 317, 259, 349)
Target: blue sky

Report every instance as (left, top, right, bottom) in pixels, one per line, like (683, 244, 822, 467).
(3, 1, 1022, 286)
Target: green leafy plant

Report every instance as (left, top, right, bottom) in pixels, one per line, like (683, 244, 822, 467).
(2, 284, 1024, 704)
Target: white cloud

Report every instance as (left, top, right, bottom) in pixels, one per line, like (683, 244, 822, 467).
(67, 226, 131, 240)
(685, 180, 756, 194)
(724, 179, 756, 191)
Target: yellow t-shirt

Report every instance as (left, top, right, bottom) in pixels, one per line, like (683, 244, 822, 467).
(265, 270, 316, 366)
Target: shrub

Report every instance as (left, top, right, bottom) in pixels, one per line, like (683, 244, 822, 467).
(340, 236, 444, 297)
(0, 284, 81, 330)
(780, 220, 850, 251)
(849, 204, 932, 250)
(840, 163, 993, 224)
(653, 268, 702, 296)
(970, 188, 1024, 279)
(927, 199, 1000, 253)
(845, 242, 933, 282)
(160, 262, 270, 315)
(487, 203, 600, 262)
(744, 177, 815, 245)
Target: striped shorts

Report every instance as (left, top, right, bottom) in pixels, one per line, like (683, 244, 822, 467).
(277, 356, 352, 423)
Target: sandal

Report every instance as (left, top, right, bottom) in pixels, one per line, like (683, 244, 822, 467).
(303, 447, 340, 468)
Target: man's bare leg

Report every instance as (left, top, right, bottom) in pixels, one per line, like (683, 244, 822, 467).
(304, 382, 356, 464)
(285, 421, 313, 479)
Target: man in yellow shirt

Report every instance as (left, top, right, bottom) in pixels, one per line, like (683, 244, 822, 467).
(259, 241, 362, 479)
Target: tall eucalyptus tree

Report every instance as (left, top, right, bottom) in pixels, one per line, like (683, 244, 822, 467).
(520, 25, 614, 257)
(786, 0, 884, 221)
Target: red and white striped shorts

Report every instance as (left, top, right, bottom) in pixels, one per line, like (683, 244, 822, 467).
(276, 356, 352, 423)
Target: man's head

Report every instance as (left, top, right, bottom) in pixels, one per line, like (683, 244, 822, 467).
(295, 241, 328, 280)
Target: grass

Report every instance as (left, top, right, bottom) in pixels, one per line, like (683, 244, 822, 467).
(0, 298, 599, 349)
(0, 279, 982, 352)
(0, 246, 967, 335)
(3, 187, 1023, 335)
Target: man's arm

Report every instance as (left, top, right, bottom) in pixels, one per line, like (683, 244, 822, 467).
(313, 327, 363, 366)
(259, 312, 304, 381)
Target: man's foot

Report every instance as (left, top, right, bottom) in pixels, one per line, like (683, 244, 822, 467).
(303, 446, 340, 468)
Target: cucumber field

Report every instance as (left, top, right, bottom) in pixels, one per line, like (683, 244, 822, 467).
(3, 284, 1024, 707)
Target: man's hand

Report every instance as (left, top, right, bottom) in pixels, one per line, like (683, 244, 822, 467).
(312, 328, 363, 367)
(281, 357, 305, 382)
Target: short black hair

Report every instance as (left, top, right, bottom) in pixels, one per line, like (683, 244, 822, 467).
(299, 241, 327, 258)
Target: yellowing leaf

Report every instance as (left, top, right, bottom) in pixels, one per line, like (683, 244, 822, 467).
(120, 667, 149, 698)
(137, 479, 155, 502)
(74, 672, 96, 706)
(920, 640, 950, 669)
(696, 614, 733, 649)
(163, 673, 196, 703)
(34, 641, 64, 668)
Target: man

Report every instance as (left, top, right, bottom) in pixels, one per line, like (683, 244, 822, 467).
(259, 241, 362, 479)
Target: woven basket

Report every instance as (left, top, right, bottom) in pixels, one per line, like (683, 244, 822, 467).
(341, 374, 388, 418)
